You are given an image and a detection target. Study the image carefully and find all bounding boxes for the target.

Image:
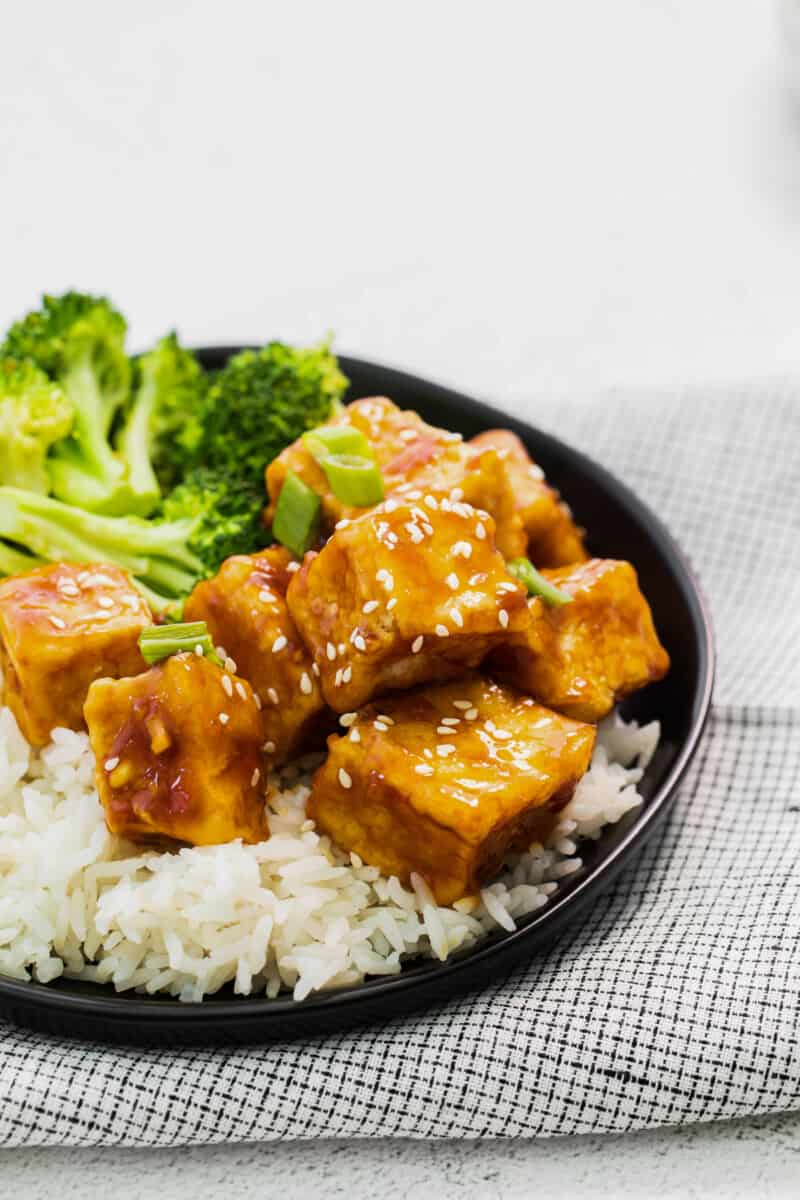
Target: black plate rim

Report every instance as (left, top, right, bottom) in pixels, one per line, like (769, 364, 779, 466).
(0, 351, 715, 1037)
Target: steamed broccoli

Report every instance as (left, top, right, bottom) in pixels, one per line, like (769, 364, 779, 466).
(0, 486, 204, 611)
(2, 292, 132, 514)
(115, 333, 207, 515)
(181, 340, 348, 487)
(0, 358, 74, 493)
(161, 467, 270, 575)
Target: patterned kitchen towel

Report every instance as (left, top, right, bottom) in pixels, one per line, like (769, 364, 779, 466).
(0, 378, 798, 1145)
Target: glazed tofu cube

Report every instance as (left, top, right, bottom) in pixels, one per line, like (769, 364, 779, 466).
(489, 559, 670, 722)
(286, 497, 530, 713)
(308, 677, 596, 905)
(84, 653, 266, 846)
(265, 397, 526, 558)
(471, 429, 587, 566)
(184, 546, 327, 767)
(0, 562, 151, 747)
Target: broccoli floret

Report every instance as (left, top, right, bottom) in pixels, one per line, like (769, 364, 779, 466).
(2, 292, 132, 514)
(161, 467, 270, 576)
(0, 486, 204, 612)
(183, 340, 348, 487)
(0, 358, 74, 493)
(115, 333, 207, 515)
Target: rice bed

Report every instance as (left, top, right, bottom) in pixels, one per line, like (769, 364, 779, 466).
(0, 708, 658, 1002)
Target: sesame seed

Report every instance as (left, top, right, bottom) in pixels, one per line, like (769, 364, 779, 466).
(475, 522, 486, 540)
(529, 464, 545, 480)
(452, 541, 472, 559)
(253, 693, 262, 709)
(194, 643, 203, 656)
(498, 609, 509, 628)
(374, 721, 389, 731)
(450, 609, 464, 628)
(497, 582, 517, 593)
(49, 615, 66, 629)
(350, 728, 361, 743)
(465, 708, 479, 721)
(376, 570, 394, 591)
(104, 757, 119, 772)
(376, 714, 394, 725)
(338, 643, 346, 655)
(493, 729, 512, 740)
(272, 635, 288, 653)
(422, 523, 434, 536)
(339, 768, 352, 789)
(411, 635, 424, 653)
(221, 674, 233, 697)
(311, 662, 320, 677)
(415, 764, 434, 776)
(435, 624, 450, 637)
(267, 687, 279, 704)
(97, 596, 114, 609)
(340, 712, 357, 727)
(424, 495, 438, 510)
(335, 519, 351, 530)
(383, 499, 398, 512)
(469, 573, 487, 586)
(263, 741, 276, 754)
(326, 642, 337, 660)
(300, 672, 312, 694)
(436, 726, 453, 735)
(354, 635, 367, 652)
(399, 429, 418, 442)
(441, 717, 460, 725)
(342, 665, 352, 682)
(439, 498, 452, 513)
(387, 597, 397, 611)
(362, 600, 379, 614)
(450, 487, 464, 502)
(445, 573, 459, 590)
(437, 744, 455, 757)
(251, 768, 261, 787)
(258, 589, 272, 603)
(452, 700, 472, 710)
(287, 561, 300, 572)
(216, 645, 227, 659)
(407, 490, 422, 500)
(335, 668, 343, 687)
(406, 523, 423, 544)
(219, 712, 229, 725)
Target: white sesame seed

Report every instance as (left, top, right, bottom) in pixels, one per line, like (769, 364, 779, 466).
(415, 763, 434, 776)
(441, 717, 460, 725)
(263, 741, 276, 754)
(104, 757, 119, 772)
(437, 744, 455, 757)
(465, 708, 479, 721)
(354, 635, 367, 652)
(449, 487, 464, 502)
(424, 494, 438, 510)
(340, 712, 357, 727)
(97, 596, 114, 609)
(439, 498, 452, 513)
(452, 541, 472, 559)
(219, 712, 229, 725)
(475, 522, 486, 540)
(326, 642, 337, 660)
(221, 674, 233, 697)
(497, 582, 517, 593)
(335, 668, 343, 687)
(362, 600, 379, 614)
(272, 635, 288, 653)
(251, 768, 261, 787)
(453, 700, 472, 710)
(342, 665, 352, 683)
(423, 748, 433, 759)
(374, 721, 389, 732)
(422, 524, 434, 537)
(406, 490, 422, 500)
(383, 499, 398, 512)
(399, 429, 418, 442)
(450, 608, 464, 628)
(493, 729, 512, 740)
(411, 635, 424, 653)
(286, 561, 300, 572)
(258, 589, 272, 603)
(311, 662, 320, 676)
(498, 609, 509, 628)
(300, 672, 312, 694)
(406, 523, 423, 544)
(194, 643, 203, 656)
(350, 728, 361, 743)
(445, 573, 459, 590)
(49, 616, 66, 630)
(529, 464, 545, 480)
(335, 519, 351, 530)
(338, 768, 352, 789)
(387, 597, 397, 611)
(253, 693, 262, 709)
(267, 687, 279, 704)
(376, 714, 394, 725)
(469, 573, 487, 586)
(435, 624, 450, 637)
(436, 726, 453, 735)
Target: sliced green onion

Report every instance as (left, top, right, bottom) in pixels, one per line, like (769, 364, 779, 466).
(272, 469, 321, 557)
(507, 557, 573, 607)
(303, 425, 374, 461)
(319, 453, 384, 507)
(139, 621, 222, 666)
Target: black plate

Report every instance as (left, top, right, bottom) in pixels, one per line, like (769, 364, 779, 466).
(0, 351, 714, 1044)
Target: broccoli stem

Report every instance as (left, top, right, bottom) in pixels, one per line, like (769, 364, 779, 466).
(115, 371, 161, 517)
(0, 540, 42, 577)
(48, 357, 126, 510)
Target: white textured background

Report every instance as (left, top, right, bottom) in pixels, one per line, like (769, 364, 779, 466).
(2, 0, 800, 1193)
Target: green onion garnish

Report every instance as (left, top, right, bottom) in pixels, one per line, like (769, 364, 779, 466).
(272, 469, 322, 557)
(139, 621, 221, 666)
(303, 425, 374, 462)
(507, 557, 573, 607)
(318, 453, 384, 507)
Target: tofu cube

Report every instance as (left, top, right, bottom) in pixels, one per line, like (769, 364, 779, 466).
(471, 429, 588, 566)
(286, 497, 530, 713)
(266, 397, 527, 558)
(184, 546, 328, 767)
(84, 653, 266, 846)
(489, 558, 670, 722)
(308, 676, 596, 904)
(0, 562, 151, 746)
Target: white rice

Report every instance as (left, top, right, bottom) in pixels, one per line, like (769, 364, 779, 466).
(0, 708, 658, 1003)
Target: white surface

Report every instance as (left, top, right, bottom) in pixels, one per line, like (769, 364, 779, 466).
(3, 0, 800, 1192)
